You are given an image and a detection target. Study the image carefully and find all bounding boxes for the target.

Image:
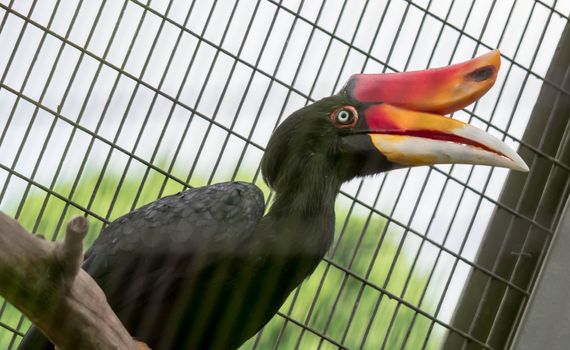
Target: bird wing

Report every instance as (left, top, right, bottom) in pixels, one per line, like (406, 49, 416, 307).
(82, 181, 265, 310)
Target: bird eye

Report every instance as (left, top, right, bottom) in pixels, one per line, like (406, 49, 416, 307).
(337, 110, 352, 123)
(332, 106, 358, 128)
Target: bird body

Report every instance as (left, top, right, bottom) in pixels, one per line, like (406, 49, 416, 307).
(20, 181, 337, 350)
(19, 50, 529, 350)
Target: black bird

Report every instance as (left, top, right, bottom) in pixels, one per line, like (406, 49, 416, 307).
(19, 50, 527, 350)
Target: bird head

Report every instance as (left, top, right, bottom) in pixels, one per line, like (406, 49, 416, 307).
(262, 50, 528, 191)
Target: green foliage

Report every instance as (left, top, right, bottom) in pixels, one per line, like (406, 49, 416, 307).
(0, 168, 443, 349)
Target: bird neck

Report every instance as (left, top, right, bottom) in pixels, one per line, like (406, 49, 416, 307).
(262, 160, 341, 258)
(269, 166, 340, 219)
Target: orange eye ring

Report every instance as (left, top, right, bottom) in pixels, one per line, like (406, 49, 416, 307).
(331, 106, 358, 128)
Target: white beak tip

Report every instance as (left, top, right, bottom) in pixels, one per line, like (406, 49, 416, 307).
(506, 151, 529, 172)
(510, 158, 530, 172)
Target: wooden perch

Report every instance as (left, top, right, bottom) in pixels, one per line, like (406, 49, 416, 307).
(0, 211, 146, 350)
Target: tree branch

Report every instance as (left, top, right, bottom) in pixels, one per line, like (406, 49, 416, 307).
(0, 211, 146, 350)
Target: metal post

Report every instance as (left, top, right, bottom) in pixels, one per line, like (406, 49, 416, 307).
(511, 195, 570, 350)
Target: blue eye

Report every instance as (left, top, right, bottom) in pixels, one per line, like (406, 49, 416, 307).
(337, 110, 351, 123)
(334, 107, 356, 126)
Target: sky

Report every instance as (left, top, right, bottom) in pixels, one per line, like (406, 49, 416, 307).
(0, 0, 569, 345)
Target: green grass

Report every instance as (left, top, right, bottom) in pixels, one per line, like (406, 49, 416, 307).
(0, 167, 444, 349)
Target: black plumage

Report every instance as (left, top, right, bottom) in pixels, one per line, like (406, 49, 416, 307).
(80, 182, 273, 349)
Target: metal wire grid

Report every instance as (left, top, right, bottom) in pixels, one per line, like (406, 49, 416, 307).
(0, 0, 568, 349)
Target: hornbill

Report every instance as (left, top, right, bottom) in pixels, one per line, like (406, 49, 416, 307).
(19, 50, 528, 350)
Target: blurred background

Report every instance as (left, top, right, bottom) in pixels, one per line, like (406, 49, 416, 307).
(0, 0, 569, 349)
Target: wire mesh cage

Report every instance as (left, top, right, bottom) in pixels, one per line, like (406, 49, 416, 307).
(0, 0, 569, 349)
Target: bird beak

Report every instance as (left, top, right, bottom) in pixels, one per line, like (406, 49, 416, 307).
(344, 50, 529, 172)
